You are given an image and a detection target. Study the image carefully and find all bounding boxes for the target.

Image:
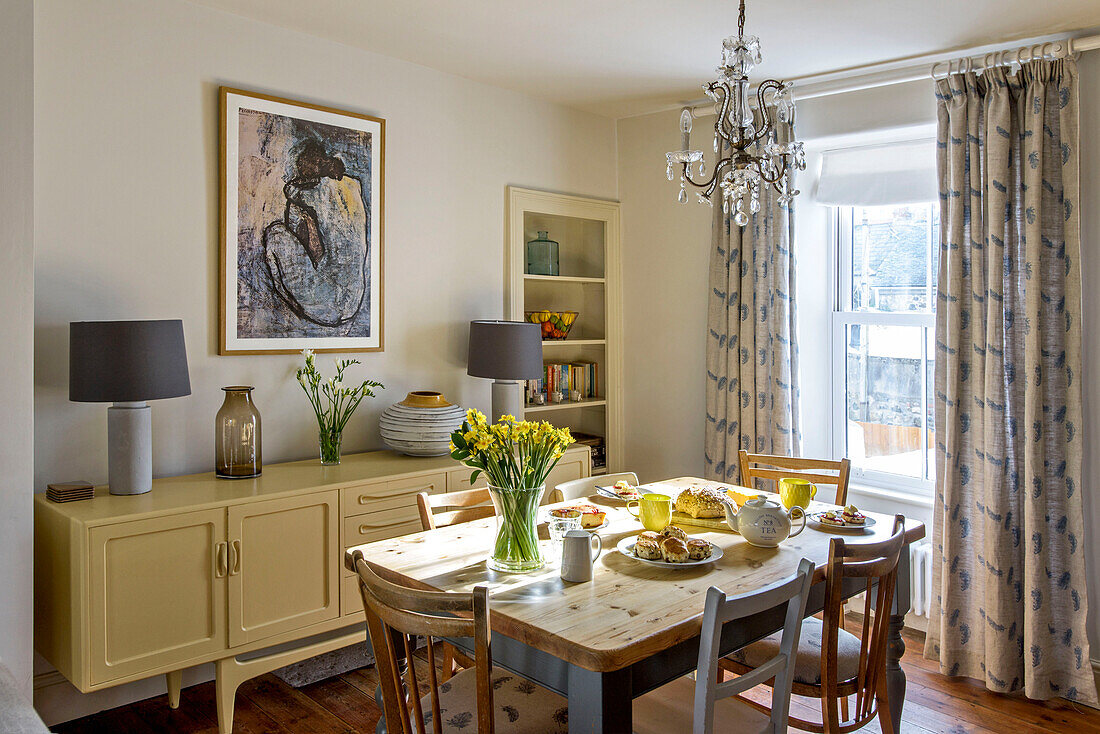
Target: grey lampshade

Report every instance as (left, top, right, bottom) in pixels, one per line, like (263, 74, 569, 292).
(467, 320, 543, 380)
(70, 320, 192, 402)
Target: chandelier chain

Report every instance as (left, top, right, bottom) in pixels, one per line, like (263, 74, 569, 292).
(737, 0, 745, 40)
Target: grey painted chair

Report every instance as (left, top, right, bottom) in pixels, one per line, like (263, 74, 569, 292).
(549, 471, 639, 503)
(634, 557, 816, 734)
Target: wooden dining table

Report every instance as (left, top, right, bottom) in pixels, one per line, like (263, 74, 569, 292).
(344, 477, 926, 734)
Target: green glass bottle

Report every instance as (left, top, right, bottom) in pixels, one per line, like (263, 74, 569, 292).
(526, 231, 559, 276)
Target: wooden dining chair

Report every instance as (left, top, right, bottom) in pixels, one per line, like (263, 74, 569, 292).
(414, 487, 497, 681)
(634, 557, 816, 734)
(719, 515, 907, 734)
(549, 471, 639, 503)
(738, 450, 852, 506)
(416, 486, 495, 531)
(351, 552, 569, 733)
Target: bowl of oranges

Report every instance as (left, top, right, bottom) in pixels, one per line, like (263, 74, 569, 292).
(525, 310, 578, 340)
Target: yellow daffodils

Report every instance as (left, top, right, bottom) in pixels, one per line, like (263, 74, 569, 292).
(450, 409, 572, 490)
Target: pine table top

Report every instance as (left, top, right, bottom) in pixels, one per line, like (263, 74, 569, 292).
(345, 476, 926, 672)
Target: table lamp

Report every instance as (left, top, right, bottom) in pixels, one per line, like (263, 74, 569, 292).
(70, 320, 191, 495)
(467, 320, 542, 422)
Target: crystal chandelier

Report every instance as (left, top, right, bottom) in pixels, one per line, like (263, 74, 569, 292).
(665, 0, 805, 226)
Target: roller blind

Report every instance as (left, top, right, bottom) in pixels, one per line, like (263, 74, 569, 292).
(814, 139, 938, 206)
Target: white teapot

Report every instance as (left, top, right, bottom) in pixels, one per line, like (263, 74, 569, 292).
(722, 497, 805, 548)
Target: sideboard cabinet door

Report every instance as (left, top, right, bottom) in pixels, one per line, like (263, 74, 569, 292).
(88, 509, 227, 685)
(227, 490, 340, 647)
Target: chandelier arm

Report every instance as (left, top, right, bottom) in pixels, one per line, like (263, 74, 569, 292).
(757, 159, 788, 185)
(710, 82, 733, 143)
(751, 79, 783, 145)
(681, 155, 732, 191)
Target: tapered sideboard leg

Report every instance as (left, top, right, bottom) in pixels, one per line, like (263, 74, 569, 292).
(166, 670, 183, 709)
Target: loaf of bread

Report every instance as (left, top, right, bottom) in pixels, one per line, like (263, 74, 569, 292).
(674, 486, 726, 519)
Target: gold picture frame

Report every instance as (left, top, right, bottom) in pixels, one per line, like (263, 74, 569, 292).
(219, 87, 385, 355)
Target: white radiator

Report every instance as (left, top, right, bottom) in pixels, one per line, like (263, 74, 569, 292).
(909, 540, 934, 617)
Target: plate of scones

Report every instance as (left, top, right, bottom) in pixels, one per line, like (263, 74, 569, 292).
(808, 505, 876, 532)
(616, 526, 723, 567)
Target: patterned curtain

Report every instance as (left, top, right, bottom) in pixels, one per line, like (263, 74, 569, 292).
(926, 58, 1096, 704)
(704, 150, 801, 483)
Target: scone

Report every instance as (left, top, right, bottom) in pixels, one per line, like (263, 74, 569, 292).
(638, 530, 661, 543)
(674, 486, 726, 519)
(634, 537, 662, 560)
(660, 537, 690, 563)
(686, 538, 712, 561)
(841, 505, 866, 525)
(660, 525, 688, 541)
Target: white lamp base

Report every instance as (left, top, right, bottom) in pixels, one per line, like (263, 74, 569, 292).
(107, 401, 152, 495)
(490, 380, 524, 423)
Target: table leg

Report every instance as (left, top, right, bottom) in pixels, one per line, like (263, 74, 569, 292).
(884, 546, 912, 734)
(568, 665, 632, 734)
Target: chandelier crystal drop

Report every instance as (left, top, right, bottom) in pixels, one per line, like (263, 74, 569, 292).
(665, 0, 805, 225)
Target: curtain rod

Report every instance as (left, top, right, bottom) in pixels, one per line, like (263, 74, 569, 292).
(668, 30, 1100, 119)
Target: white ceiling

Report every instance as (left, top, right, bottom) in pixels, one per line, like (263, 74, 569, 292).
(189, 0, 1100, 118)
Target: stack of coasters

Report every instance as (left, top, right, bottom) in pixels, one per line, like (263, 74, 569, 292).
(46, 482, 95, 503)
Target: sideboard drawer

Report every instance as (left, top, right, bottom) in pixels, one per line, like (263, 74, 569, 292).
(343, 508, 423, 574)
(342, 472, 447, 518)
(447, 466, 489, 492)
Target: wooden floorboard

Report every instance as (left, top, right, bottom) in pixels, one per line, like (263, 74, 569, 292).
(53, 632, 1100, 733)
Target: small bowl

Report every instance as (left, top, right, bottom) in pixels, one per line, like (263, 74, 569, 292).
(526, 310, 578, 340)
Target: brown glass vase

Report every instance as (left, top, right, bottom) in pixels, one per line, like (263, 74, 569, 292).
(215, 386, 262, 479)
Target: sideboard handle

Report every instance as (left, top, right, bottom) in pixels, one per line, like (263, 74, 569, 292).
(215, 542, 228, 578)
(358, 521, 401, 532)
(229, 539, 242, 576)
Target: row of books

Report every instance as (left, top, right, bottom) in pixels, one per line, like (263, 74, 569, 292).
(526, 361, 599, 403)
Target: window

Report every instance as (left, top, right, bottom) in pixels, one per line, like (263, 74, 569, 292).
(831, 202, 939, 494)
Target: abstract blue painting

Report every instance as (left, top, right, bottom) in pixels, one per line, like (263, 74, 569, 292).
(221, 88, 384, 354)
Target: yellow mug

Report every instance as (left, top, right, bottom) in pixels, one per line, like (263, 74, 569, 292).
(778, 477, 817, 511)
(627, 493, 673, 532)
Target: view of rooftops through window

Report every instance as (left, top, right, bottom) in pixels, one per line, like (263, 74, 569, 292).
(840, 203, 939, 486)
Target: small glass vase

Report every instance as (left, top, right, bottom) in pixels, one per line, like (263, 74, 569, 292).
(486, 484, 546, 573)
(215, 386, 262, 479)
(319, 429, 343, 465)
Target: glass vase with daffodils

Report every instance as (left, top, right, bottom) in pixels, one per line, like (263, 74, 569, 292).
(450, 410, 573, 572)
(296, 350, 383, 465)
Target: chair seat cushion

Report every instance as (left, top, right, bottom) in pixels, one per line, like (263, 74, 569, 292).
(424, 666, 568, 732)
(727, 617, 861, 686)
(633, 675, 772, 734)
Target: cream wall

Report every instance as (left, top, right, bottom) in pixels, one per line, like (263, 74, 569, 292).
(0, 0, 35, 699)
(31, 0, 616, 722)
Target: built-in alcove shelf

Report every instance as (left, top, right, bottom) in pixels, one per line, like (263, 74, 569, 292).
(506, 187, 622, 474)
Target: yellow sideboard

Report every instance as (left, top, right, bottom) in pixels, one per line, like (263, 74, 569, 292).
(34, 446, 591, 732)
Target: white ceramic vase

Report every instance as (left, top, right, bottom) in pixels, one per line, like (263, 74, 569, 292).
(379, 391, 465, 457)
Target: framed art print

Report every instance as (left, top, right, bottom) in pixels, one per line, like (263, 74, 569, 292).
(220, 87, 384, 354)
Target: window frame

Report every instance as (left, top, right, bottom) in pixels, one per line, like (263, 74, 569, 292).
(828, 205, 937, 497)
